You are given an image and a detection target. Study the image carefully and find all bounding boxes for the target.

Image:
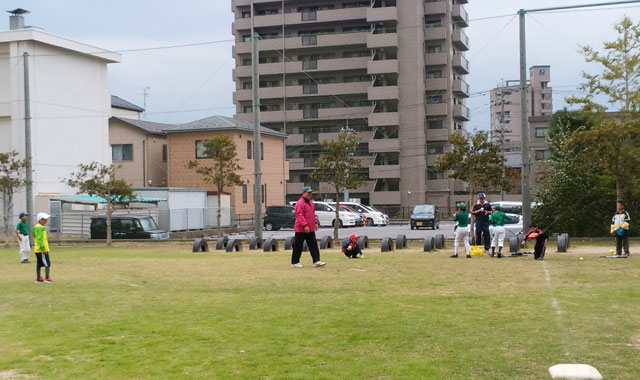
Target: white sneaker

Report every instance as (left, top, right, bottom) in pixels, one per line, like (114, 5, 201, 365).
(313, 261, 326, 267)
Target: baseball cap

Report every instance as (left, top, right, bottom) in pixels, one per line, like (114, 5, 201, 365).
(494, 204, 502, 211)
(302, 186, 314, 193)
(477, 192, 486, 199)
(19, 212, 29, 218)
(36, 212, 50, 221)
(350, 234, 358, 240)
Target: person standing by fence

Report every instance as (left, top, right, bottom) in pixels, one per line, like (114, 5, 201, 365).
(291, 186, 326, 268)
(15, 212, 30, 264)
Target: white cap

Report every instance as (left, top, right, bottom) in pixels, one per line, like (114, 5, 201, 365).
(36, 212, 50, 221)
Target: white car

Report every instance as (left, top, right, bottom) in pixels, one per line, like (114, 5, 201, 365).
(338, 202, 389, 226)
(313, 201, 357, 228)
(489, 213, 523, 239)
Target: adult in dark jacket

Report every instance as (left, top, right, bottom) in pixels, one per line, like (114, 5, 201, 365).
(471, 192, 492, 253)
(291, 186, 326, 268)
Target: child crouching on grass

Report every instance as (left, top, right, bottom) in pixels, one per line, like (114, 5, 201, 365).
(343, 234, 363, 259)
(521, 223, 548, 260)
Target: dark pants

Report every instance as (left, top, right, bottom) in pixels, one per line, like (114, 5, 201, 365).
(344, 244, 362, 258)
(534, 239, 547, 260)
(475, 223, 491, 251)
(616, 235, 630, 255)
(291, 232, 320, 264)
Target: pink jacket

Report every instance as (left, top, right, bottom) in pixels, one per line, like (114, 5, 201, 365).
(294, 197, 316, 233)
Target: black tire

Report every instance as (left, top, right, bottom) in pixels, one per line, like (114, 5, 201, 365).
(396, 234, 407, 250)
(434, 234, 445, 249)
(215, 236, 229, 250)
(320, 236, 333, 249)
(264, 222, 274, 231)
(249, 237, 264, 250)
(557, 234, 568, 253)
(192, 238, 209, 252)
(509, 236, 519, 253)
(225, 239, 243, 252)
(432, 225, 436, 230)
(424, 237, 434, 252)
(436, 223, 440, 230)
(437, 234, 445, 249)
(381, 237, 394, 252)
(332, 219, 344, 228)
(264, 238, 279, 252)
(410, 225, 415, 230)
(284, 236, 295, 250)
(366, 218, 374, 226)
(561, 233, 570, 249)
(357, 235, 369, 249)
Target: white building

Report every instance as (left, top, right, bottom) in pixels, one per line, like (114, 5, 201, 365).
(0, 10, 121, 217)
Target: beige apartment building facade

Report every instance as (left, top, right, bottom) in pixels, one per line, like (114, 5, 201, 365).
(165, 116, 288, 217)
(231, 0, 470, 213)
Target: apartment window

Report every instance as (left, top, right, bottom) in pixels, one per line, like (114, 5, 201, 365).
(302, 35, 317, 46)
(301, 104, 319, 119)
(242, 185, 248, 203)
(536, 127, 548, 137)
(243, 82, 252, 90)
(428, 119, 444, 129)
(427, 145, 444, 154)
(302, 58, 317, 70)
(243, 105, 253, 113)
(304, 133, 319, 143)
(242, 58, 252, 66)
(426, 95, 443, 104)
(303, 81, 318, 94)
(247, 140, 252, 159)
(427, 166, 445, 180)
(301, 10, 317, 21)
(425, 19, 442, 28)
(427, 70, 442, 79)
(112, 144, 133, 161)
(162, 144, 167, 162)
(195, 141, 207, 159)
(426, 45, 442, 53)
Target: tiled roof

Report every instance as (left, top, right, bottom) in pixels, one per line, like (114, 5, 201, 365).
(163, 115, 287, 138)
(110, 117, 172, 135)
(111, 95, 145, 112)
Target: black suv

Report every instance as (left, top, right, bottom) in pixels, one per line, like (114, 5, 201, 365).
(90, 215, 170, 240)
(410, 203, 440, 230)
(263, 205, 296, 231)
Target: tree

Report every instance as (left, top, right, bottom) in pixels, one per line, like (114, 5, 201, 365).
(0, 151, 30, 248)
(435, 131, 513, 242)
(65, 162, 134, 246)
(187, 135, 243, 237)
(567, 16, 640, 120)
(312, 130, 366, 240)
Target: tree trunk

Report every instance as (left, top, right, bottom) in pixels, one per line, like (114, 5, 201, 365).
(333, 191, 340, 241)
(3, 190, 10, 248)
(106, 199, 113, 247)
(216, 185, 222, 237)
(616, 176, 623, 202)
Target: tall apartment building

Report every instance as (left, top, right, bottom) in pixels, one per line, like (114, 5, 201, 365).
(232, 0, 470, 212)
(490, 65, 552, 153)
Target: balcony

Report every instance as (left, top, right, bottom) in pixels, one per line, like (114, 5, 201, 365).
(370, 165, 401, 179)
(370, 191, 401, 205)
(367, 32, 398, 49)
(367, 6, 398, 23)
(425, 103, 448, 117)
(424, 26, 447, 41)
(318, 106, 371, 121)
(369, 138, 400, 153)
(234, 32, 368, 54)
(316, 130, 373, 143)
(452, 4, 469, 27)
(367, 59, 399, 74)
(260, 109, 304, 123)
(452, 54, 469, 74)
(425, 78, 448, 91)
(452, 79, 470, 97)
(425, 1, 447, 15)
(369, 112, 400, 127)
(453, 104, 470, 121)
(425, 52, 447, 66)
(452, 29, 470, 51)
(427, 179, 450, 191)
(289, 158, 305, 171)
(368, 86, 399, 101)
(426, 128, 450, 142)
(286, 182, 305, 194)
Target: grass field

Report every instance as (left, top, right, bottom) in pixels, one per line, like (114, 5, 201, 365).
(0, 242, 638, 380)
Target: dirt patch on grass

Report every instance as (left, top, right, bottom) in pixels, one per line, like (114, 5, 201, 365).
(0, 370, 41, 379)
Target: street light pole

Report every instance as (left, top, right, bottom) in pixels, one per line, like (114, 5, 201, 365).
(251, 0, 263, 240)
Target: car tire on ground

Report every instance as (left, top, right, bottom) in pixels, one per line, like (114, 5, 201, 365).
(381, 237, 394, 252)
(249, 237, 264, 250)
(284, 236, 295, 250)
(264, 222, 274, 231)
(396, 234, 407, 250)
(410, 225, 415, 230)
(357, 235, 369, 249)
(264, 238, 279, 252)
(192, 238, 209, 252)
(435, 234, 445, 249)
(424, 237, 435, 252)
(216, 236, 229, 250)
(225, 239, 243, 252)
(509, 236, 519, 253)
(557, 234, 568, 253)
(561, 233, 570, 248)
(320, 236, 333, 249)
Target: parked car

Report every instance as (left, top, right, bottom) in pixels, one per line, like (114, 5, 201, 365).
(90, 215, 170, 240)
(263, 205, 295, 231)
(410, 204, 440, 230)
(489, 213, 523, 238)
(314, 201, 357, 228)
(338, 202, 389, 226)
(327, 202, 365, 226)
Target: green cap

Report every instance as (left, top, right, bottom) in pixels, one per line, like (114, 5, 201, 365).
(494, 205, 502, 211)
(302, 186, 314, 193)
(19, 212, 29, 218)
(457, 203, 467, 211)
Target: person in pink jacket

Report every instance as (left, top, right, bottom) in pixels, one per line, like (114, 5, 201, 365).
(291, 186, 326, 268)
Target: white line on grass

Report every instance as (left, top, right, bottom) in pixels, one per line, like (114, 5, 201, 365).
(542, 261, 572, 359)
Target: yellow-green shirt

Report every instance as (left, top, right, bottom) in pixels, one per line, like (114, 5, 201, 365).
(33, 223, 49, 253)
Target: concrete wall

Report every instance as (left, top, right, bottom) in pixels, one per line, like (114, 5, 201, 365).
(111, 107, 141, 119)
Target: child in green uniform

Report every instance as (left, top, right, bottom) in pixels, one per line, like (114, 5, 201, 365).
(489, 205, 512, 258)
(15, 212, 30, 263)
(451, 203, 471, 258)
(33, 213, 54, 283)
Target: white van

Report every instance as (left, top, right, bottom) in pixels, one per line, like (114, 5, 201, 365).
(336, 202, 389, 226)
(314, 201, 357, 228)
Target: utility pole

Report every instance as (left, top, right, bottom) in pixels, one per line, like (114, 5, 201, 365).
(343, 122, 353, 202)
(517, 0, 640, 230)
(499, 81, 506, 201)
(251, 0, 263, 240)
(23, 52, 33, 244)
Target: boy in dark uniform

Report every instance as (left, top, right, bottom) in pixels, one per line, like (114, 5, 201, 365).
(521, 223, 548, 260)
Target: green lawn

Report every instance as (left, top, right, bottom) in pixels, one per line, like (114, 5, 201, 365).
(0, 242, 638, 380)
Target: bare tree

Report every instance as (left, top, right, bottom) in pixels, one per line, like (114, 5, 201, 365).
(0, 151, 29, 248)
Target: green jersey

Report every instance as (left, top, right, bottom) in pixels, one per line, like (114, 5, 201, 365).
(489, 211, 511, 226)
(454, 211, 470, 228)
(16, 220, 29, 235)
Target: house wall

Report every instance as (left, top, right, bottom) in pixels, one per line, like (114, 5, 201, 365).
(167, 130, 287, 216)
(111, 107, 141, 119)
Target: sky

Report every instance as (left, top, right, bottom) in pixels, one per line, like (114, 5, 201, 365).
(3, 1, 639, 128)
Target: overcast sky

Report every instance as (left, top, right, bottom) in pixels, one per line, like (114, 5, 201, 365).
(3, 1, 639, 128)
